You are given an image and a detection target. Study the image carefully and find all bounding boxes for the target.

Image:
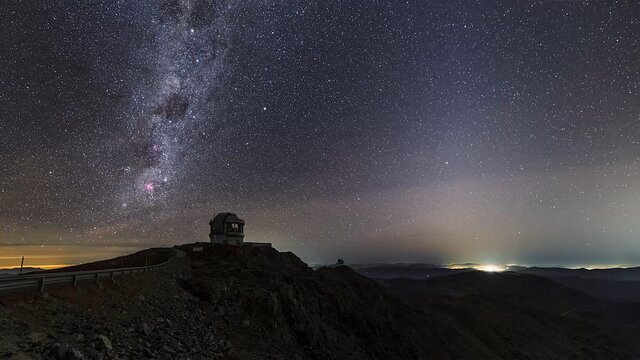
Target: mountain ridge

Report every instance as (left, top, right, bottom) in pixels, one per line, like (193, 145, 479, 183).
(2, 245, 640, 359)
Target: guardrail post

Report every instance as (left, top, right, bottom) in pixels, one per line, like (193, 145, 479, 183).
(95, 273, 99, 285)
(73, 274, 78, 288)
(39, 277, 45, 293)
(110, 271, 114, 282)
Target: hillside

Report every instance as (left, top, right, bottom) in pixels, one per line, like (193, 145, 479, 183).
(39, 248, 175, 274)
(381, 271, 640, 359)
(0, 250, 226, 360)
(353, 264, 472, 279)
(178, 244, 494, 359)
(0, 268, 44, 276)
(2, 245, 640, 359)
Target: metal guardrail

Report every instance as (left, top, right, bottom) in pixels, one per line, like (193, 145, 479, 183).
(0, 251, 177, 295)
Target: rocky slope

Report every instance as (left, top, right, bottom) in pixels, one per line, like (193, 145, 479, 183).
(0, 257, 227, 360)
(2, 245, 640, 359)
(179, 244, 494, 359)
(382, 271, 640, 359)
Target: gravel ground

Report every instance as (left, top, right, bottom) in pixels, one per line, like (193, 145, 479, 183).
(0, 257, 229, 360)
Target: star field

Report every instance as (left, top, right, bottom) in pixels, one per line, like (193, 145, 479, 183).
(1, 0, 640, 265)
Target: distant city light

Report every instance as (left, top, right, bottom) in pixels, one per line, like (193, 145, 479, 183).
(476, 264, 505, 272)
(446, 264, 507, 272)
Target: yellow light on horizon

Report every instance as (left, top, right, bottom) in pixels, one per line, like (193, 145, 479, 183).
(445, 263, 507, 272)
(475, 264, 505, 272)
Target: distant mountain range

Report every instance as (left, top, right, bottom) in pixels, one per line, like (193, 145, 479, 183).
(353, 263, 471, 279)
(0, 267, 44, 276)
(354, 263, 640, 302)
(511, 265, 640, 280)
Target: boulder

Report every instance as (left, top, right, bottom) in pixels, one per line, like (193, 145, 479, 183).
(28, 332, 47, 345)
(65, 347, 85, 360)
(94, 335, 113, 352)
(142, 322, 152, 336)
(50, 343, 67, 360)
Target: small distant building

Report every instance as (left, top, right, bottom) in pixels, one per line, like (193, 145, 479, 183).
(209, 212, 245, 246)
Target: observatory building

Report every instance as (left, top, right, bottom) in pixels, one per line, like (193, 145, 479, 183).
(208, 212, 272, 247)
(209, 212, 245, 246)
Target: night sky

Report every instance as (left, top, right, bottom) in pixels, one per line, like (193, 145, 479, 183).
(2, 1, 640, 266)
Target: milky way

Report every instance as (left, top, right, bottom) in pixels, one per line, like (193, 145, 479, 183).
(1, 1, 640, 265)
(122, 0, 232, 209)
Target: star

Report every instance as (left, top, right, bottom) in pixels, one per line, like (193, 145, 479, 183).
(2, 0, 639, 266)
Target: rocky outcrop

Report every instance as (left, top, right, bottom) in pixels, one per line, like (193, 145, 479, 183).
(0, 260, 227, 360)
(181, 245, 494, 359)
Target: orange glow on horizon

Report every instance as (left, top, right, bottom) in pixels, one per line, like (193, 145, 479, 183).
(0, 264, 75, 270)
(0, 245, 144, 270)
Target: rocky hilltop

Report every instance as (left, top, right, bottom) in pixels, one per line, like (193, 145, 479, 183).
(179, 244, 492, 359)
(2, 245, 640, 359)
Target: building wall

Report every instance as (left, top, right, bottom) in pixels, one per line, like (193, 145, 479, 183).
(212, 234, 226, 245)
(212, 234, 244, 246)
(244, 242, 272, 248)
